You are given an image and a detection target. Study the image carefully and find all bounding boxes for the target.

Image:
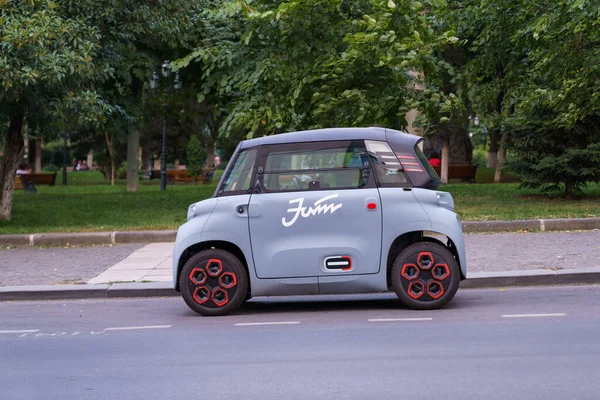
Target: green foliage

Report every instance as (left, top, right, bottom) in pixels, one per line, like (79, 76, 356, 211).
(505, 116, 600, 197)
(186, 135, 207, 181)
(471, 148, 487, 167)
(0, 0, 111, 125)
(116, 161, 128, 180)
(42, 164, 59, 173)
(177, 0, 461, 137)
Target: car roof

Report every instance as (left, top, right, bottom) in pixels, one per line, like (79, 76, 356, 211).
(239, 127, 420, 149)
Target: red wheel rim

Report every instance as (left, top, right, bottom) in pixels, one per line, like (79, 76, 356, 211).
(187, 258, 239, 308)
(399, 249, 452, 302)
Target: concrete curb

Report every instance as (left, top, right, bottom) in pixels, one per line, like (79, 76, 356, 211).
(1, 268, 599, 302)
(461, 217, 600, 233)
(0, 282, 177, 301)
(0, 230, 178, 247)
(0, 218, 598, 247)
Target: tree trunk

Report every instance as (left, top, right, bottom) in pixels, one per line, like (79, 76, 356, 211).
(126, 126, 140, 192)
(0, 114, 25, 221)
(494, 131, 508, 183)
(565, 181, 574, 199)
(487, 127, 500, 168)
(27, 135, 42, 173)
(104, 131, 115, 186)
(206, 124, 219, 168)
(34, 138, 42, 172)
(441, 135, 450, 184)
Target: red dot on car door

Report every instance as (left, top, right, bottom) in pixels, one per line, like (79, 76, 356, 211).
(367, 202, 377, 210)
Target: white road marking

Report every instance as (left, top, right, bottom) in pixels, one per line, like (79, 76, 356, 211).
(368, 318, 433, 322)
(501, 313, 567, 318)
(235, 321, 300, 326)
(104, 325, 172, 331)
(0, 329, 39, 334)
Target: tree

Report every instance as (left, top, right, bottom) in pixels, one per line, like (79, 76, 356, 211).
(87, 0, 208, 192)
(0, 0, 110, 220)
(177, 0, 461, 139)
(504, 1, 600, 196)
(505, 115, 600, 198)
(186, 135, 207, 184)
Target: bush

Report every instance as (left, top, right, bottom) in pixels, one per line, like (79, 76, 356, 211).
(186, 135, 207, 182)
(42, 164, 59, 172)
(116, 161, 127, 180)
(472, 148, 487, 167)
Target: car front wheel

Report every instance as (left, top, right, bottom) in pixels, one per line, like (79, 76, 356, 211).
(180, 249, 249, 316)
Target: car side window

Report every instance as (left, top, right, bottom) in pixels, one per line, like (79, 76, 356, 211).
(218, 148, 258, 196)
(365, 140, 410, 187)
(260, 141, 372, 192)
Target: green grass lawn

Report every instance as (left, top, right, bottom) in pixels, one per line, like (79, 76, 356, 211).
(443, 183, 600, 221)
(1, 171, 598, 234)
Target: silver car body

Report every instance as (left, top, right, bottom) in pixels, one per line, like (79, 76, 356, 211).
(173, 127, 466, 297)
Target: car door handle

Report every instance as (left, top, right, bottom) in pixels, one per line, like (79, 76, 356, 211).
(247, 203, 261, 217)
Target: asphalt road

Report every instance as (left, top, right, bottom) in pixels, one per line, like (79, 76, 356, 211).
(2, 285, 600, 400)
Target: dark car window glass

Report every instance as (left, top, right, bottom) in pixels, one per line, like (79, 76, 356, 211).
(365, 140, 410, 187)
(219, 148, 258, 194)
(261, 141, 369, 192)
(414, 144, 440, 180)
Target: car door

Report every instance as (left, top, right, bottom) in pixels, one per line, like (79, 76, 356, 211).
(248, 140, 382, 279)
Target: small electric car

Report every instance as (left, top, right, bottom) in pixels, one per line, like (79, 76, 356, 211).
(173, 127, 466, 316)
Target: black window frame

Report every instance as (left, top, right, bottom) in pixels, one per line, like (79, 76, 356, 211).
(256, 140, 376, 193)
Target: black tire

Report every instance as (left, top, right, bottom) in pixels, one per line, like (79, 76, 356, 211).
(180, 249, 249, 316)
(391, 242, 460, 310)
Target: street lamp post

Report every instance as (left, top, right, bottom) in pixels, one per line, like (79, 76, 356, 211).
(150, 60, 181, 191)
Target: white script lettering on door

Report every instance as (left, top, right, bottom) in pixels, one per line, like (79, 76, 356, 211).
(282, 194, 343, 227)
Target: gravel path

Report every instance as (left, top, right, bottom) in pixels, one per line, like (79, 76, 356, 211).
(0, 244, 144, 286)
(465, 230, 600, 272)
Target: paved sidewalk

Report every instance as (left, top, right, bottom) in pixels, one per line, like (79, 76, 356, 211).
(1, 230, 599, 300)
(87, 243, 173, 284)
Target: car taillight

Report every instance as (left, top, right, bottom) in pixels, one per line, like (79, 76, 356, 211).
(396, 154, 424, 172)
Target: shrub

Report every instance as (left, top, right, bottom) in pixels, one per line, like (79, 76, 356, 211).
(471, 148, 487, 167)
(42, 164, 59, 172)
(116, 161, 127, 180)
(186, 135, 207, 183)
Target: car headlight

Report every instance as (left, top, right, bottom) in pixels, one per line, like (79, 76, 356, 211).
(436, 192, 455, 211)
(187, 204, 196, 221)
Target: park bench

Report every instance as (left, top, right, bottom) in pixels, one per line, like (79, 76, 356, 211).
(432, 165, 477, 183)
(14, 172, 57, 191)
(149, 169, 214, 184)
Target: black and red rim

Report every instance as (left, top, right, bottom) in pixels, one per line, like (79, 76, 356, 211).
(187, 258, 239, 308)
(399, 251, 451, 302)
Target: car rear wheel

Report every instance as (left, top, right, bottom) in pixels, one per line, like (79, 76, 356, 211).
(180, 249, 248, 316)
(391, 242, 460, 310)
